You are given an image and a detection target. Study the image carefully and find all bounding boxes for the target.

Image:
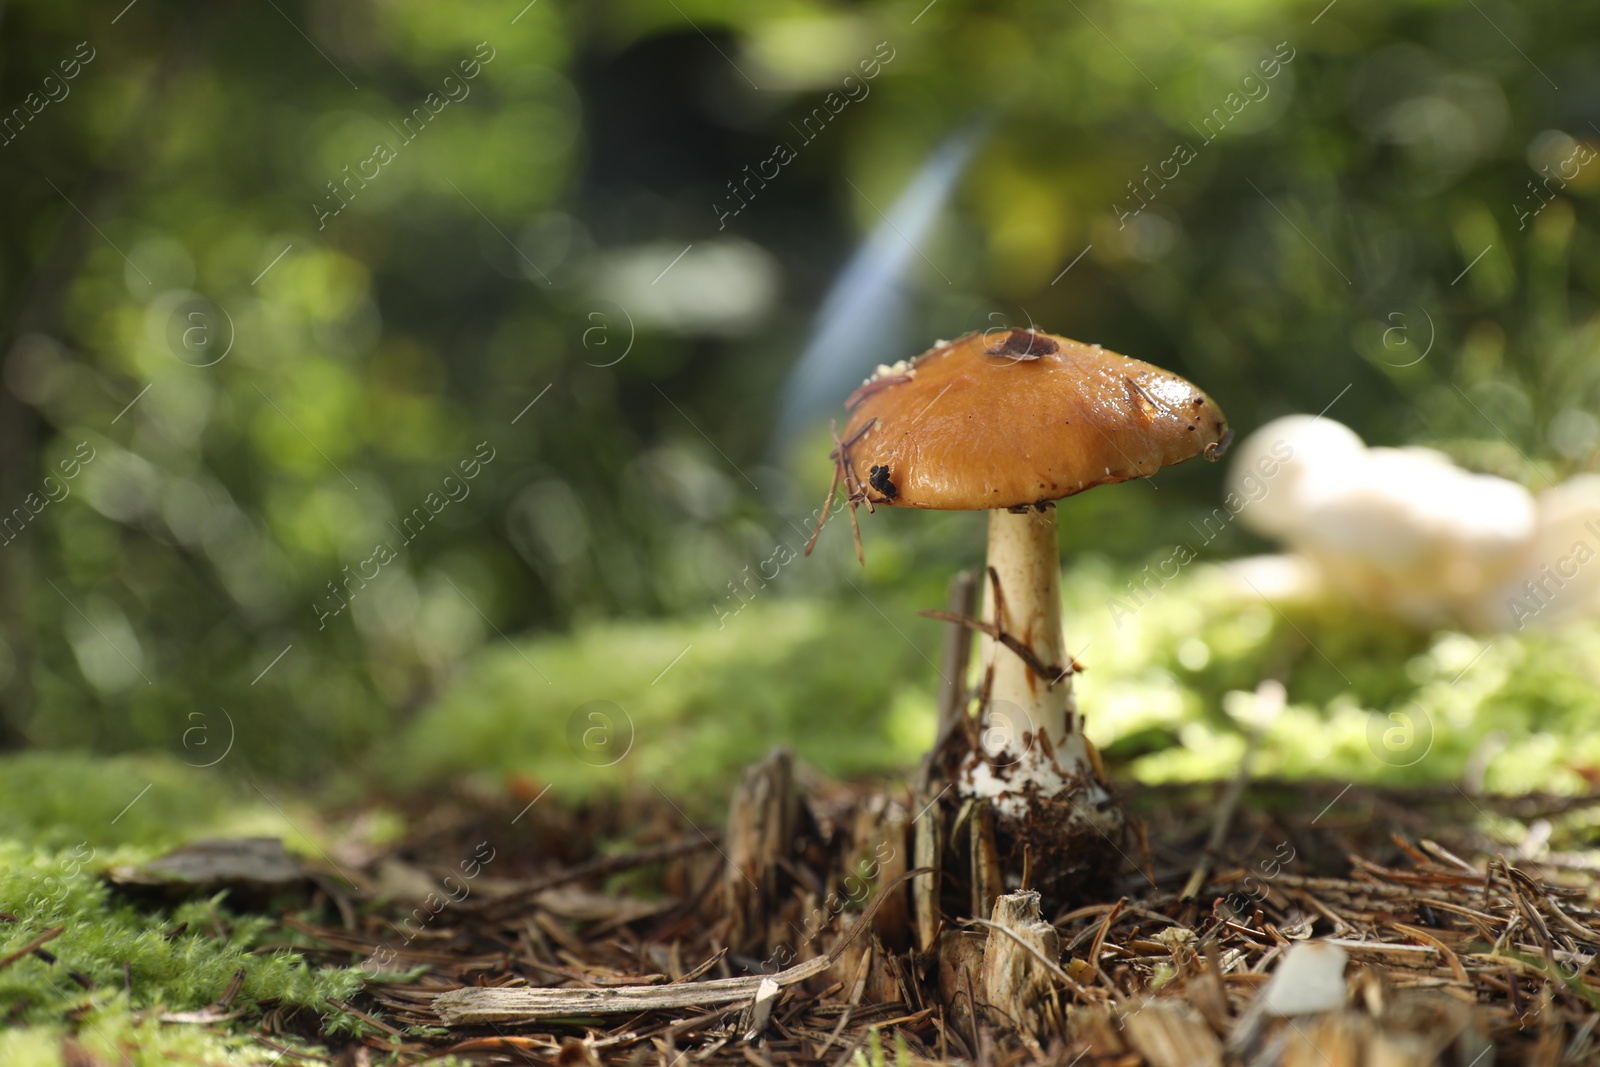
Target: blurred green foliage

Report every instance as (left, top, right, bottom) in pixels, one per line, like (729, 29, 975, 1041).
(0, 752, 271, 850)
(395, 558, 1600, 805)
(0, 0, 1596, 786)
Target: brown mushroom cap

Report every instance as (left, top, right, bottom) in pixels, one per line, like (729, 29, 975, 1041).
(838, 328, 1230, 510)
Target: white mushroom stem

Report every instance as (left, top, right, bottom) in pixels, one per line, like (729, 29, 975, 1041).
(961, 506, 1113, 820)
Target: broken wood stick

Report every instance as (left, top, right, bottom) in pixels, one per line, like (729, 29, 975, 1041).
(433, 868, 933, 1025)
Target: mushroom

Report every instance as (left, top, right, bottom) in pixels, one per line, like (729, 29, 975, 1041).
(1229, 415, 1539, 630)
(820, 328, 1230, 855)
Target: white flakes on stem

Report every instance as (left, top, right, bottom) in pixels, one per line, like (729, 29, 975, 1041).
(960, 507, 1110, 818)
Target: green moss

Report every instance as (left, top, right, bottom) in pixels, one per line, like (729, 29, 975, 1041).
(0, 753, 247, 851)
(1066, 560, 1600, 797)
(0, 756, 368, 1066)
(0, 1006, 334, 1067)
(390, 557, 1600, 812)
(386, 596, 941, 816)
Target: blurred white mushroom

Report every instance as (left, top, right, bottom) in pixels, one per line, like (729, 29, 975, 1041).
(1218, 415, 1600, 632)
(1474, 474, 1600, 630)
(1223, 414, 1365, 544)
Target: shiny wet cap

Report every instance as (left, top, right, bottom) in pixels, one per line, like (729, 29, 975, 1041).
(839, 328, 1230, 510)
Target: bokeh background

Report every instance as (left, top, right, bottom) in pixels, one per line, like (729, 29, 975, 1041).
(3, 0, 1599, 810)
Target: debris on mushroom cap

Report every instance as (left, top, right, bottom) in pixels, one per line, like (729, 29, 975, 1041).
(844, 358, 921, 410)
(866, 359, 915, 384)
(836, 329, 1230, 511)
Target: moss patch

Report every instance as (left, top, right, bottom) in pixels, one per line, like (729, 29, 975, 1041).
(0, 753, 368, 1066)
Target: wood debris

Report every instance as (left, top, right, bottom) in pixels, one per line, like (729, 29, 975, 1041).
(221, 773, 1600, 1065)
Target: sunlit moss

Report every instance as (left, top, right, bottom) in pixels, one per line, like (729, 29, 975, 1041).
(389, 595, 941, 813)
(0, 842, 363, 1065)
(390, 557, 1600, 804)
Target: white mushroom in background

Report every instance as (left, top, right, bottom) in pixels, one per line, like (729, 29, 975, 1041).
(1223, 415, 1600, 632)
(1477, 474, 1600, 630)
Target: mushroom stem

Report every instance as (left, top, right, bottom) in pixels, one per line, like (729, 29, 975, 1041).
(983, 507, 1074, 744)
(962, 507, 1111, 819)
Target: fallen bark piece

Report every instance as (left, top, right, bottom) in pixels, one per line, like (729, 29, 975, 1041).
(434, 867, 930, 1026)
(110, 837, 304, 888)
(1121, 999, 1224, 1067)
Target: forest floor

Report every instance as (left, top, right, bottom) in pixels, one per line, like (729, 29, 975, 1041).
(6, 763, 1598, 1066)
(8, 563, 1600, 1064)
